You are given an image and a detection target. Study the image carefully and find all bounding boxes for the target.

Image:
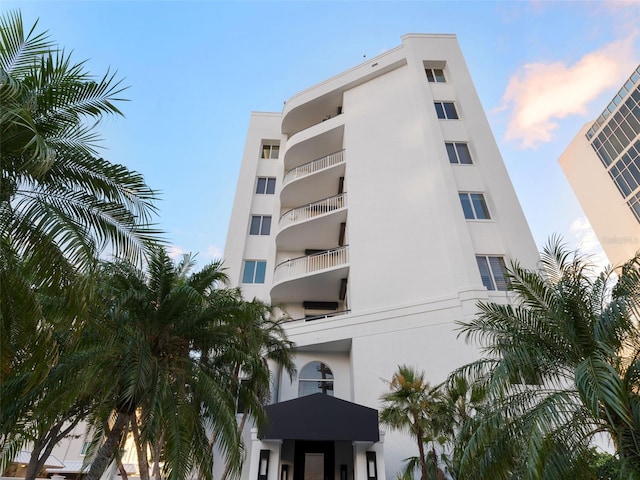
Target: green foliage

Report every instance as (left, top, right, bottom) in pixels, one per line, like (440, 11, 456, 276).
(0, 9, 160, 287)
(587, 449, 623, 480)
(454, 237, 640, 479)
(82, 247, 294, 480)
(0, 13, 292, 480)
(380, 366, 446, 480)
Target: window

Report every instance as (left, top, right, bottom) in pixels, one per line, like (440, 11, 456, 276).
(80, 441, 91, 455)
(256, 177, 276, 194)
(261, 143, 280, 159)
(445, 142, 473, 164)
(425, 68, 445, 83)
(242, 260, 266, 283)
(459, 193, 490, 219)
(434, 102, 458, 119)
(476, 256, 508, 291)
(250, 215, 271, 235)
(298, 361, 334, 397)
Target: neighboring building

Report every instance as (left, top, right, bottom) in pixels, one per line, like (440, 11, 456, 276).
(223, 34, 539, 480)
(559, 65, 640, 266)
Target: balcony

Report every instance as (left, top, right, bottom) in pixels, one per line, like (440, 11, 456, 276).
(283, 150, 345, 187)
(281, 150, 346, 207)
(283, 120, 344, 172)
(277, 194, 347, 251)
(271, 247, 349, 304)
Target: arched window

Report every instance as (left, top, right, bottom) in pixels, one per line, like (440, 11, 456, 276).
(298, 361, 334, 397)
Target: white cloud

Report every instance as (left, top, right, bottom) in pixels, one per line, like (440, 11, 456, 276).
(501, 37, 637, 148)
(167, 244, 188, 260)
(203, 245, 223, 260)
(569, 216, 610, 271)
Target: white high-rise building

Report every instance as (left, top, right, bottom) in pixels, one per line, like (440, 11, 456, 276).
(224, 34, 539, 480)
(559, 65, 640, 267)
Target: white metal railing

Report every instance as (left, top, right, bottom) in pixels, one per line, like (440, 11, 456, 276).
(279, 193, 347, 230)
(273, 246, 349, 285)
(283, 150, 345, 186)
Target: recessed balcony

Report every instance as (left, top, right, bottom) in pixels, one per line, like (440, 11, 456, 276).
(281, 150, 346, 208)
(277, 193, 347, 251)
(271, 247, 349, 304)
(283, 121, 344, 172)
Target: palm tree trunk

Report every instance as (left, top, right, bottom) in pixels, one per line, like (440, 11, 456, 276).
(25, 437, 48, 480)
(117, 458, 129, 480)
(25, 416, 84, 480)
(152, 435, 163, 480)
(431, 445, 438, 480)
(86, 412, 131, 480)
(130, 415, 150, 480)
(416, 426, 427, 480)
(219, 412, 248, 480)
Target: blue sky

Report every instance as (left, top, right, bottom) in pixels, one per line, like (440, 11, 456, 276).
(6, 0, 640, 267)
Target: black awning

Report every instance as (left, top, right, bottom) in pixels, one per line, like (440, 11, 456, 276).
(259, 394, 379, 442)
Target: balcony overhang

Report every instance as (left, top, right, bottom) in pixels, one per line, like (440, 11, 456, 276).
(277, 206, 347, 251)
(281, 151, 346, 208)
(271, 263, 349, 304)
(283, 122, 344, 171)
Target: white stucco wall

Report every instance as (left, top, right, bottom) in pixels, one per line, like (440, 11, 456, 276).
(223, 33, 540, 480)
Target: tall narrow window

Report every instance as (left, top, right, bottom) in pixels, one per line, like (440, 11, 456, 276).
(250, 215, 271, 235)
(242, 260, 266, 284)
(434, 101, 458, 119)
(261, 143, 280, 159)
(445, 142, 473, 164)
(476, 256, 508, 291)
(425, 68, 445, 83)
(256, 177, 276, 194)
(459, 193, 490, 219)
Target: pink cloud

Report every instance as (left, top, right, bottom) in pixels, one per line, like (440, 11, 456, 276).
(501, 37, 637, 149)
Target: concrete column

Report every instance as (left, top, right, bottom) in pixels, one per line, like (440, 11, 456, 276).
(352, 432, 385, 480)
(248, 428, 282, 480)
(352, 442, 369, 480)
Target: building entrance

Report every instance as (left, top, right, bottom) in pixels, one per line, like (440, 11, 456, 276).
(294, 441, 334, 480)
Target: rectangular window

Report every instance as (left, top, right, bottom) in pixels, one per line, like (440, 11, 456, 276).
(434, 101, 458, 119)
(261, 143, 280, 159)
(459, 193, 490, 219)
(425, 68, 445, 83)
(250, 215, 271, 235)
(476, 256, 508, 291)
(445, 142, 473, 164)
(256, 177, 276, 194)
(242, 260, 266, 284)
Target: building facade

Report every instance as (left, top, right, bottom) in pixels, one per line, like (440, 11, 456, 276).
(559, 65, 640, 267)
(223, 34, 539, 480)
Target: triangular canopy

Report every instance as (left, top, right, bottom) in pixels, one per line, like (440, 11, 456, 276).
(259, 394, 379, 442)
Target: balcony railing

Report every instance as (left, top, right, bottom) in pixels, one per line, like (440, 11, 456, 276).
(283, 150, 345, 187)
(285, 309, 352, 323)
(279, 193, 347, 230)
(273, 246, 349, 285)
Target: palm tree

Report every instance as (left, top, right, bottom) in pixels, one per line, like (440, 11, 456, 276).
(0, 10, 159, 283)
(0, 10, 160, 409)
(83, 247, 294, 480)
(456, 237, 640, 479)
(217, 300, 296, 480)
(437, 375, 486, 480)
(0, 255, 100, 480)
(380, 365, 445, 480)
